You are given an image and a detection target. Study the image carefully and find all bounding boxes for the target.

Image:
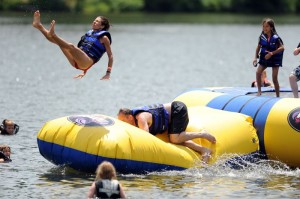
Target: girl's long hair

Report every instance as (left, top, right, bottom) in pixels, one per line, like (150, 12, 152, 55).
(99, 16, 110, 31)
(260, 18, 283, 44)
(95, 161, 117, 181)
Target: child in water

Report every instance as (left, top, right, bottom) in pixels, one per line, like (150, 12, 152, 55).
(0, 145, 12, 163)
(87, 161, 126, 199)
(0, 119, 19, 135)
(32, 10, 113, 79)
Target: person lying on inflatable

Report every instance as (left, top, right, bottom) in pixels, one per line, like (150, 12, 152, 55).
(251, 70, 273, 88)
(118, 101, 216, 163)
(0, 119, 19, 135)
(0, 145, 11, 163)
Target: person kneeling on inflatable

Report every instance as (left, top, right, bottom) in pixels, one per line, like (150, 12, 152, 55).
(118, 101, 216, 163)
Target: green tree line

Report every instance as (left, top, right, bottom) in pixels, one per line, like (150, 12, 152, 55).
(1, 0, 300, 14)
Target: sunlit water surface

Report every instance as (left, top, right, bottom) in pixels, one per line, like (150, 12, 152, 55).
(1, 16, 300, 198)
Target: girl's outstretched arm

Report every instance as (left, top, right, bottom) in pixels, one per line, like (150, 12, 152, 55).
(100, 36, 113, 80)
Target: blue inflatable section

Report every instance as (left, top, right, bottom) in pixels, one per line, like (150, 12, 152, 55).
(37, 139, 185, 173)
(208, 87, 293, 95)
(205, 92, 280, 155)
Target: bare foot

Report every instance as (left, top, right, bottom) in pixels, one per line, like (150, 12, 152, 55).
(32, 10, 42, 29)
(256, 92, 262, 96)
(47, 20, 56, 38)
(201, 131, 216, 143)
(201, 148, 212, 164)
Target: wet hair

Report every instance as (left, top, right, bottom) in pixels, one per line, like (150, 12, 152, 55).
(0, 144, 11, 161)
(95, 161, 117, 181)
(3, 119, 14, 128)
(0, 145, 11, 153)
(118, 108, 132, 116)
(99, 16, 111, 31)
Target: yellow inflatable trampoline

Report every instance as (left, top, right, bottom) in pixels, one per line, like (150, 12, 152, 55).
(175, 87, 300, 168)
(37, 105, 258, 173)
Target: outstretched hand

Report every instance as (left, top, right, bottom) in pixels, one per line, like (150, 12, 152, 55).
(100, 73, 110, 80)
(294, 48, 300, 56)
(253, 59, 257, 67)
(73, 73, 86, 79)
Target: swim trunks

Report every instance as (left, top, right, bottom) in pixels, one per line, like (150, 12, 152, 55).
(291, 65, 300, 82)
(168, 101, 189, 134)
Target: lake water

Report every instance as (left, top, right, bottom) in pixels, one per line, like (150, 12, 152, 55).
(1, 16, 300, 198)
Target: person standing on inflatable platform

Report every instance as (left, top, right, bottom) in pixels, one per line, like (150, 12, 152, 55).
(253, 18, 284, 97)
(289, 43, 300, 98)
(87, 161, 126, 199)
(117, 101, 217, 163)
(32, 10, 113, 79)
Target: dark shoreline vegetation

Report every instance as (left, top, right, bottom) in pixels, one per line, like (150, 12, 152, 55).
(1, 11, 300, 25)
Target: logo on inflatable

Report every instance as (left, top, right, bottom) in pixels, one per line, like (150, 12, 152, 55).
(67, 115, 115, 127)
(287, 107, 300, 132)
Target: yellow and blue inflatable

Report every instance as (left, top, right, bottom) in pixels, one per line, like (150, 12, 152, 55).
(175, 87, 300, 167)
(37, 105, 258, 173)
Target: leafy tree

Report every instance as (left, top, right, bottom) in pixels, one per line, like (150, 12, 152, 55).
(29, 0, 69, 12)
(231, 0, 297, 14)
(144, 0, 203, 12)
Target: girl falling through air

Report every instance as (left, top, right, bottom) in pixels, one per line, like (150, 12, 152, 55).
(32, 10, 113, 79)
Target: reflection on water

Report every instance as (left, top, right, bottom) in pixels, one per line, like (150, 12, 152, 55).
(38, 166, 93, 187)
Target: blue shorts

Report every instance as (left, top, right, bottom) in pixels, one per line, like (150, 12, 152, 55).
(291, 65, 300, 81)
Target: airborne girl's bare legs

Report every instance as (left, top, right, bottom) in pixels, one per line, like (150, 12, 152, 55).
(33, 10, 94, 70)
(47, 20, 94, 70)
(32, 10, 56, 44)
(33, 10, 77, 66)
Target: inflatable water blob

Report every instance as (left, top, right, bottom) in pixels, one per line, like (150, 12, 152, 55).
(37, 105, 258, 173)
(174, 87, 300, 167)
